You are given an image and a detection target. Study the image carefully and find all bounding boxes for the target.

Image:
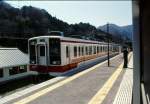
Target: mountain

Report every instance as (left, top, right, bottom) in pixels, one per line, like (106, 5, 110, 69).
(97, 24, 133, 41)
(0, 1, 132, 53)
(121, 25, 133, 40)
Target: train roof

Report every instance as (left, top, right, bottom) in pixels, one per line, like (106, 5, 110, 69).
(29, 36, 118, 45)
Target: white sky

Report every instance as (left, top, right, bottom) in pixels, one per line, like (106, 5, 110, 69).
(6, 1, 132, 27)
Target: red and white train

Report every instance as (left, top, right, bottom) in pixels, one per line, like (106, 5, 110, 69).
(28, 31, 121, 75)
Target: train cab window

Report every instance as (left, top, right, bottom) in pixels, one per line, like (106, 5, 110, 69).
(0, 69, 3, 77)
(74, 46, 77, 57)
(29, 39, 37, 64)
(66, 46, 69, 58)
(40, 46, 45, 56)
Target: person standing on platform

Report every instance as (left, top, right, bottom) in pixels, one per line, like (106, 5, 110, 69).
(123, 46, 128, 68)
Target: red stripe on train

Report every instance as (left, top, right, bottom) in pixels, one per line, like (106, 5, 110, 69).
(29, 63, 78, 73)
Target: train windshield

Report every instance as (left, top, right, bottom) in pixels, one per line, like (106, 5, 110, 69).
(29, 39, 37, 64)
(49, 38, 61, 65)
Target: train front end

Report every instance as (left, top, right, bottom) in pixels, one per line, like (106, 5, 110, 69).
(28, 36, 62, 74)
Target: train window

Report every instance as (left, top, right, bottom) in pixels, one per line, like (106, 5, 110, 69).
(80, 47, 82, 56)
(94, 46, 96, 54)
(49, 38, 61, 65)
(99, 46, 101, 52)
(104, 46, 106, 52)
(74, 46, 77, 57)
(113, 47, 115, 52)
(97, 46, 99, 53)
(78, 47, 80, 56)
(19, 65, 27, 73)
(82, 47, 84, 56)
(114, 47, 116, 52)
(103, 46, 104, 52)
(89, 46, 92, 55)
(101, 46, 103, 52)
(88, 46, 90, 55)
(40, 46, 45, 56)
(88, 47, 89, 55)
(86, 47, 88, 55)
(109, 46, 111, 52)
(66, 46, 69, 58)
(0, 68, 3, 77)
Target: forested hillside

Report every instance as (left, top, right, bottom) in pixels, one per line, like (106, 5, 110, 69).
(0, 1, 130, 53)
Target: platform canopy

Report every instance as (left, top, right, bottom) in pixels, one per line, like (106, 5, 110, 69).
(0, 48, 29, 68)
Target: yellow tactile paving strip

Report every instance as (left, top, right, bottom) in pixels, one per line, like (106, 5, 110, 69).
(88, 52, 132, 104)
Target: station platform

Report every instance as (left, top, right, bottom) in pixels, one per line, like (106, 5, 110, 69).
(1, 53, 133, 104)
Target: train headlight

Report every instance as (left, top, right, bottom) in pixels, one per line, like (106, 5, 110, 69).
(52, 61, 57, 65)
(31, 61, 35, 64)
(52, 61, 60, 65)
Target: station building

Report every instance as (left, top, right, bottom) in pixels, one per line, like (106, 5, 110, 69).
(0, 48, 31, 83)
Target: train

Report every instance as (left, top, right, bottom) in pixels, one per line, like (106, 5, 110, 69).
(28, 31, 121, 76)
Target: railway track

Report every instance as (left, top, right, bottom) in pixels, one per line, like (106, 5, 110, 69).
(0, 75, 53, 98)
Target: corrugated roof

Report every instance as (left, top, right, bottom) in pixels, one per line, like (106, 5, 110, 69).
(0, 48, 29, 68)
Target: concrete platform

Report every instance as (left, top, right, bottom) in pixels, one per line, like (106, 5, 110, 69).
(2, 53, 133, 104)
(113, 54, 133, 104)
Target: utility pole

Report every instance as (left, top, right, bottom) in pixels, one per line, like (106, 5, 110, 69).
(107, 23, 110, 67)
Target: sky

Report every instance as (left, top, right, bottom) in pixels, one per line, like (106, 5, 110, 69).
(6, 1, 132, 27)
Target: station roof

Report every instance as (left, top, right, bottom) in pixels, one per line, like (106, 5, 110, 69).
(0, 48, 29, 68)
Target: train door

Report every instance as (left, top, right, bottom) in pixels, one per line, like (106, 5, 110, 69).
(37, 44, 47, 65)
(66, 46, 70, 64)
